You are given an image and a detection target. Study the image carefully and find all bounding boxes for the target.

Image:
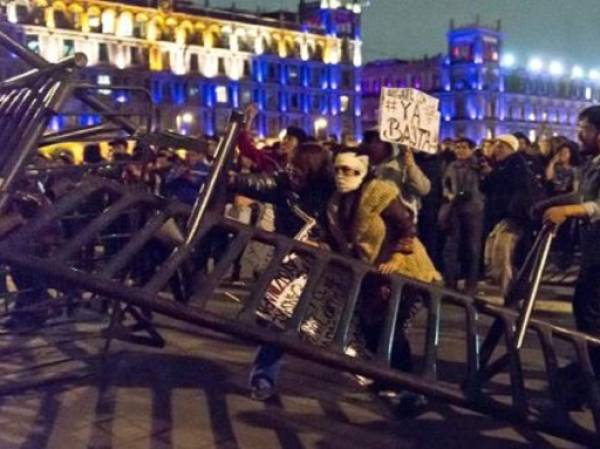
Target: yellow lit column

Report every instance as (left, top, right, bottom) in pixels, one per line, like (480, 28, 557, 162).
(44, 7, 56, 28)
(149, 45, 162, 71)
(80, 13, 89, 32)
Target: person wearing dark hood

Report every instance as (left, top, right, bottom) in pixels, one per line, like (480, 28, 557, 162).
(227, 142, 335, 401)
(237, 103, 307, 173)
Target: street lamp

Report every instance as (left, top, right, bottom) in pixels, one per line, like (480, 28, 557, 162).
(572, 66, 584, 79)
(528, 57, 544, 73)
(548, 61, 564, 77)
(500, 53, 515, 68)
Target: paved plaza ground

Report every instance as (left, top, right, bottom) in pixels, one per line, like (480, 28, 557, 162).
(0, 279, 591, 449)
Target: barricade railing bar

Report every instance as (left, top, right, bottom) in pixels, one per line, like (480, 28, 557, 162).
(0, 28, 159, 214)
(0, 27, 597, 448)
(0, 170, 599, 446)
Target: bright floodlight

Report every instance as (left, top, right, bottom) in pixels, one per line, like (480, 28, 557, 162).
(501, 53, 515, 68)
(549, 61, 564, 76)
(528, 57, 544, 73)
(590, 69, 600, 81)
(572, 66, 584, 79)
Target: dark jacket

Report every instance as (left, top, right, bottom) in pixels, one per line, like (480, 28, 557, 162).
(228, 171, 335, 238)
(579, 154, 600, 268)
(480, 152, 531, 226)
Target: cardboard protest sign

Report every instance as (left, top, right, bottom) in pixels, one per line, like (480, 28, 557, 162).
(378, 87, 440, 154)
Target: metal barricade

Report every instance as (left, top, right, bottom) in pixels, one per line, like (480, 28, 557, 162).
(0, 140, 599, 446)
(0, 26, 598, 448)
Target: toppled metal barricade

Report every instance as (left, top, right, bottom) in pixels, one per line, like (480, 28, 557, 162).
(1, 151, 599, 446)
(0, 28, 598, 449)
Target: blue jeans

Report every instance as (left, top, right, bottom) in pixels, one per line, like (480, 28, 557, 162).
(249, 344, 283, 386)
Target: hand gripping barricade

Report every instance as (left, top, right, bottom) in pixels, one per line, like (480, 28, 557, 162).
(0, 35, 600, 447)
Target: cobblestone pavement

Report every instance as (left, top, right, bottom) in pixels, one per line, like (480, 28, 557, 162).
(0, 293, 588, 449)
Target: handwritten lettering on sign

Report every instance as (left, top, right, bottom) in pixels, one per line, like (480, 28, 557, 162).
(378, 88, 440, 154)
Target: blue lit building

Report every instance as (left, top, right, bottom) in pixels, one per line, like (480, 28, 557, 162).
(362, 22, 596, 144)
(0, 0, 364, 140)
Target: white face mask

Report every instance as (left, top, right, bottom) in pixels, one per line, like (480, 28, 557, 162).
(335, 172, 366, 193)
(333, 152, 369, 193)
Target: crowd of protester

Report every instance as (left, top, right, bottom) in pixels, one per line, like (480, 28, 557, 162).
(2, 102, 600, 412)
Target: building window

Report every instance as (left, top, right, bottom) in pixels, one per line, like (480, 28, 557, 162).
(189, 54, 199, 72)
(485, 100, 495, 118)
(243, 60, 252, 78)
(130, 47, 141, 66)
(216, 85, 228, 104)
(288, 65, 299, 85)
(63, 39, 74, 57)
(267, 63, 278, 82)
(240, 87, 252, 106)
(97, 74, 111, 95)
(455, 97, 465, 118)
(311, 94, 321, 111)
(586, 86, 592, 100)
(451, 43, 472, 62)
(340, 95, 349, 112)
(162, 83, 171, 102)
(98, 43, 109, 63)
(186, 83, 200, 99)
(133, 20, 146, 39)
(266, 90, 277, 110)
(483, 41, 498, 62)
(54, 10, 71, 29)
(238, 36, 253, 52)
(215, 32, 229, 49)
(26, 35, 39, 53)
(290, 93, 299, 110)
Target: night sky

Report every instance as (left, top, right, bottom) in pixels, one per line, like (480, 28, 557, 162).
(206, 0, 600, 70)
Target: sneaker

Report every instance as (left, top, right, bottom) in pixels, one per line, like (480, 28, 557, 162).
(250, 376, 276, 401)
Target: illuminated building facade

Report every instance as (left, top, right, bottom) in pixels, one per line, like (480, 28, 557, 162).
(0, 0, 364, 139)
(362, 22, 596, 144)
